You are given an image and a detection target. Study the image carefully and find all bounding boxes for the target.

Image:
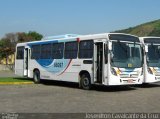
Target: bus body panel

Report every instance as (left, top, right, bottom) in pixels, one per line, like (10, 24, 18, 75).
(108, 68, 143, 85)
(15, 59, 24, 76)
(28, 58, 78, 82)
(15, 33, 143, 86)
(15, 43, 26, 77)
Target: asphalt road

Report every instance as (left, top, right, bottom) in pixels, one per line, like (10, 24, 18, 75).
(0, 81, 160, 113)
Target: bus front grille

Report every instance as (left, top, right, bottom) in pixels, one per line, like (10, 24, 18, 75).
(120, 74, 139, 78)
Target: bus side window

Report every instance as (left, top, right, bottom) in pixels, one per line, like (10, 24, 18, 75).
(52, 43, 64, 59)
(79, 40, 93, 59)
(16, 46, 24, 59)
(64, 41, 78, 59)
(41, 44, 52, 59)
(31, 45, 41, 59)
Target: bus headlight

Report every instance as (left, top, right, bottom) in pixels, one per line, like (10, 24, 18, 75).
(111, 68, 117, 76)
(147, 68, 153, 74)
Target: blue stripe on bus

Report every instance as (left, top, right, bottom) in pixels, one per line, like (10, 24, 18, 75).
(44, 59, 71, 73)
(124, 68, 135, 72)
(27, 38, 77, 46)
(35, 58, 71, 74)
(36, 59, 54, 67)
(122, 68, 136, 74)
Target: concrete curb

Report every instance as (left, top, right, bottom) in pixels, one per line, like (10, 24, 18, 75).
(0, 82, 34, 85)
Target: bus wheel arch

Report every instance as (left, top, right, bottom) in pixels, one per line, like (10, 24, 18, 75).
(33, 68, 41, 84)
(79, 70, 91, 90)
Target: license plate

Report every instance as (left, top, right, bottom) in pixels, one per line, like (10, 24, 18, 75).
(128, 79, 133, 83)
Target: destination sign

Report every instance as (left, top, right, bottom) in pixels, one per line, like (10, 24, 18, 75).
(109, 34, 140, 42)
(144, 38, 160, 44)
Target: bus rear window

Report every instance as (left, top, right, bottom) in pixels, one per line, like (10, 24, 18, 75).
(16, 46, 24, 59)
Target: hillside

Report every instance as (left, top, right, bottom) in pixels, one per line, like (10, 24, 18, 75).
(114, 19, 160, 37)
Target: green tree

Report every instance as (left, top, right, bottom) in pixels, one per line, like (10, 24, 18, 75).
(27, 31, 43, 41)
(0, 31, 43, 64)
(17, 31, 43, 42)
(17, 32, 30, 43)
(0, 38, 13, 64)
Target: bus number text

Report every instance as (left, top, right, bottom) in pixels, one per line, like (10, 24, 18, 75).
(54, 63, 63, 68)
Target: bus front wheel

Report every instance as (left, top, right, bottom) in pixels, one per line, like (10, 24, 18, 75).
(33, 70, 40, 84)
(80, 73, 91, 90)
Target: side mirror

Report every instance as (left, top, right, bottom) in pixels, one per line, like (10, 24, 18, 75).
(108, 41, 112, 50)
(145, 45, 148, 53)
(110, 51, 114, 63)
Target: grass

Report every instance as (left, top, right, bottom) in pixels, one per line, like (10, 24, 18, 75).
(0, 77, 33, 82)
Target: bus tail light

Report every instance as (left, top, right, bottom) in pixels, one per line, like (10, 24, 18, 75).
(77, 38, 80, 42)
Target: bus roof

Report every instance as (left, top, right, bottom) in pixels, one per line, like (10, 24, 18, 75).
(41, 34, 80, 41)
(16, 33, 139, 47)
(139, 36, 160, 44)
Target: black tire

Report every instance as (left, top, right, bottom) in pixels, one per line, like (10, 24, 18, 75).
(33, 70, 40, 84)
(80, 73, 91, 90)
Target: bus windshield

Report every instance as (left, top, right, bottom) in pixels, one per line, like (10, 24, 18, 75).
(111, 42, 142, 68)
(147, 44, 160, 67)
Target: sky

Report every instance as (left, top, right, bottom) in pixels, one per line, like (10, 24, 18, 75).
(0, 0, 160, 38)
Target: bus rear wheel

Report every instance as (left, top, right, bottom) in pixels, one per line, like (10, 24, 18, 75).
(33, 70, 40, 84)
(80, 73, 91, 90)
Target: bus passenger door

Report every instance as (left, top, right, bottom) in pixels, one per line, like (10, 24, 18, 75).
(93, 42, 104, 84)
(24, 47, 29, 77)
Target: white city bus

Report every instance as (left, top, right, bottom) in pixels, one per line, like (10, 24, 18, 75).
(140, 37, 160, 83)
(15, 33, 143, 89)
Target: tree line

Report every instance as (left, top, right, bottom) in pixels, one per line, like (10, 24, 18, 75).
(0, 31, 43, 64)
